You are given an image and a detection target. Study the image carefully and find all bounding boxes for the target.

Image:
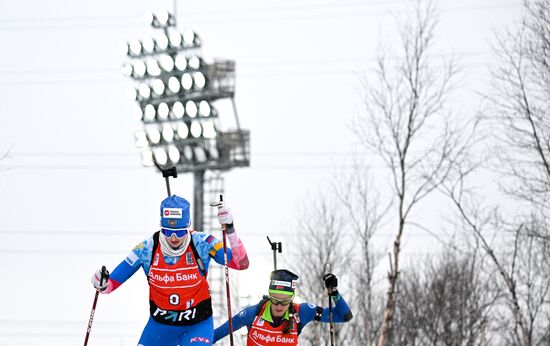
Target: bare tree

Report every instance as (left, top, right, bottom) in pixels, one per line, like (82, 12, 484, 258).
(454, 1, 550, 344)
(291, 161, 388, 345)
(333, 162, 388, 345)
(291, 194, 349, 346)
(508, 223, 550, 346)
(487, 0, 550, 220)
(353, 1, 467, 343)
(392, 248, 498, 346)
(440, 169, 550, 346)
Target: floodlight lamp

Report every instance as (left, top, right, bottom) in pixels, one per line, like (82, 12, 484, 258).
(162, 124, 175, 142)
(168, 145, 180, 163)
(133, 60, 147, 78)
(121, 62, 133, 77)
(142, 36, 155, 54)
(146, 60, 161, 77)
(138, 83, 151, 99)
(117, 41, 130, 56)
(168, 29, 182, 48)
(172, 101, 185, 119)
(181, 73, 193, 90)
(134, 130, 148, 148)
(129, 39, 142, 56)
(182, 29, 196, 46)
(143, 11, 155, 26)
(153, 147, 168, 165)
(202, 121, 217, 139)
(193, 146, 207, 162)
(177, 122, 189, 139)
(146, 126, 161, 144)
(152, 79, 165, 96)
(156, 9, 171, 27)
(156, 33, 169, 51)
(183, 145, 193, 161)
(159, 55, 174, 72)
(168, 76, 180, 94)
(127, 87, 138, 100)
(208, 142, 219, 160)
(131, 104, 144, 120)
(193, 72, 206, 89)
(185, 100, 198, 117)
(198, 101, 211, 117)
(188, 56, 201, 70)
(157, 102, 170, 120)
(190, 120, 202, 138)
(143, 104, 156, 122)
(175, 54, 187, 71)
(141, 149, 154, 166)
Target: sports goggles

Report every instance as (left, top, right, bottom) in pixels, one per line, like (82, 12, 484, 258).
(161, 229, 188, 238)
(268, 295, 293, 306)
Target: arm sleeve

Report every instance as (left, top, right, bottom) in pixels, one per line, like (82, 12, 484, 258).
(195, 230, 248, 269)
(213, 305, 257, 343)
(226, 225, 249, 270)
(192, 232, 228, 268)
(298, 292, 353, 325)
(319, 292, 353, 323)
(101, 239, 148, 294)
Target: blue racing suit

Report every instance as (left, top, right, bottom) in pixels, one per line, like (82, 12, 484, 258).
(101, 230, 248, 346)
(213, 291, 352, 344)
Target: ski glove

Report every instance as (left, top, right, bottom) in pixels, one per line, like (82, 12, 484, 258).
(91, 268, 110, 291)
(322, 273, 338, 289)
(217, 207, 233, 226)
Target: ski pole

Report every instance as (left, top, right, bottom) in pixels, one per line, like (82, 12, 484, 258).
(325, 265, 336, 346)
(154, 162, 177, 196)
(328, 289, 335, 346)
(266, 236, 282, 270)
(210, 194, 234, 346)
(84, 265, 108, 346)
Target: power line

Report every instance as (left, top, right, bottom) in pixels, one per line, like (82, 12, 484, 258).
(0, 3, 521, 31)
(0, 247, 455, 256)
(0, 164, 386, 171)
(0, 229, 294, 238)
(0, 228, 453, 239)
(0, 51, 491, 78)
(0, 68, 482, 85)
(0, 62, 492, 85)
(8, 150, 370, 157)
(0, 0, 442, 26)
(0, 151, 385, 171)
(184, 3, 522, 26)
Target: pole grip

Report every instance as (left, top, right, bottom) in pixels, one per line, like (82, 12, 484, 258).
(100, 265, 107, 286)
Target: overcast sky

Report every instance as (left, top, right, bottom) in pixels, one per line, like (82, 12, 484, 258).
(0, 0, 521, 345)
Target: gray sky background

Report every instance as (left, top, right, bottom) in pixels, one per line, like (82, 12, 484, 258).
(0, 0, 521, 345)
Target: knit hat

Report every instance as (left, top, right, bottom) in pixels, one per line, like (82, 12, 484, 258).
(160, 195, 191, 231)
(268, 269, 299, 296)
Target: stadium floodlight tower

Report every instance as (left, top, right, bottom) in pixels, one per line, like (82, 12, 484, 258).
(119, 9, 250, 231)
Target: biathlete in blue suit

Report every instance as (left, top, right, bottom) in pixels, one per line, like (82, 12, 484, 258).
(213, 269, 352, 345)
(90, 195, 249, 346)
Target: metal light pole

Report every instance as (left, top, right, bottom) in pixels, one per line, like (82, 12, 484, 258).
(120, 9, 250, 230)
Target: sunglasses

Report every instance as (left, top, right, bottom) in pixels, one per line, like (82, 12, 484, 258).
(268, 295, 293, 306)
(161, 229, 188, 238)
